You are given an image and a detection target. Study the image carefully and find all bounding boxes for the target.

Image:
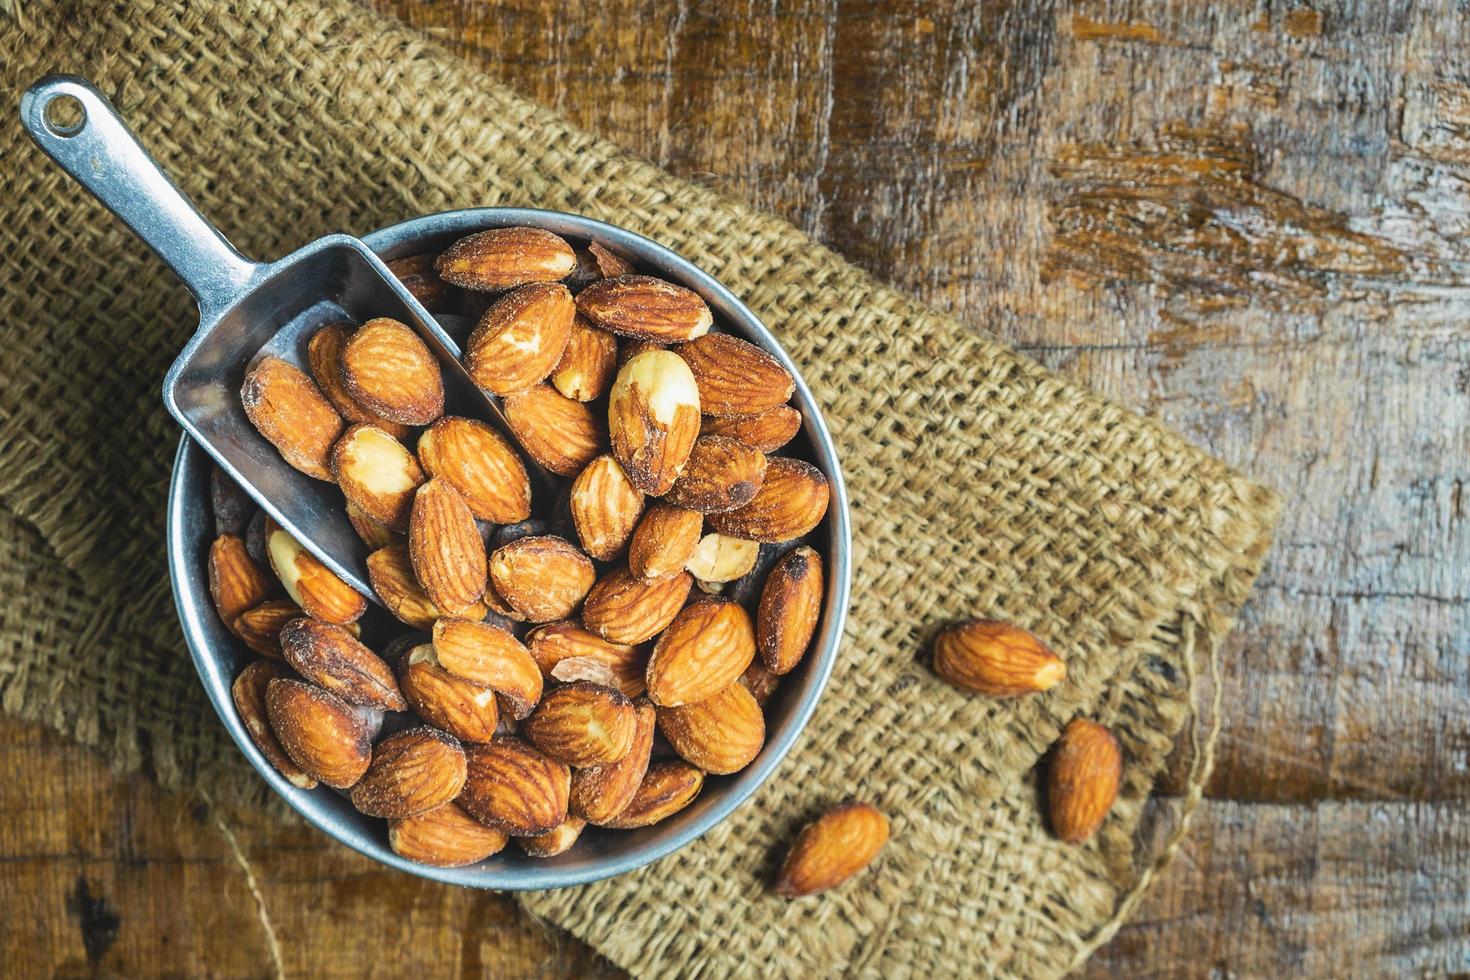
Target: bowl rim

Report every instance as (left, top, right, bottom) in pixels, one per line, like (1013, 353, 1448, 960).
(166, 206, 851, 889)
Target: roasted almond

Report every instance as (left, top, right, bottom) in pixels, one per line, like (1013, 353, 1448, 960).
(581, 566, 693, 645)
(685, 533, 759, 583)
(517, 816, 586, 858)
(551, 316, 618, 401)
(1048, 719, 1121, 844)
(307, 323, 412, 439)
(664, 436, 768, 514)
(466, 281, 577, 394)
(400, 644, 500, 743)
(241, 355, 344, 481)
(366, 543, 487, 629)
(435, 227, 577, 292)
(600, 760, 704, 829)
(502, 383, 605, 477)
(570, 455, 644, 561)
(548, 657, 619, 688)
(211, 466, 254, 537)
(617, 338, 666, 366)
(331, 424, 425, 531)
(571, 699, 656, 824)
(589, 242, 635, 278)
(431, 618, 543, 719)
(386, 253, 455, 311)
(340, 317, 445, 426)
(350, 727, 468, 819)
(627, 503, 703, 583)
(934, 620, 1067, 697)
(458, 736, 571, 836)
(231, 660, 317, 789)
(232, 599, 305, 658)
(657, 681, 764, 775)
(266, 522, 367, 625)
(279, 617, 406, 710)
(264, 678, 372, 789)
(388, 802, 508, 867)
(488, 535, 596, 623)
(675, 333, 795, 417)
(645, 598, 756, 707)
(776, 801, 890, 898)
(210, 534, 274, 626)
(346, 501, 401, 550)
(607, 350, 702, 495)
(414, 417, 531, 524)
(409, 478, 488, 615)
(700, 406, 803, 453)
(523, 681, 637, 767)
(525, 621, 646, 698)
(707, 457, 830, 543)
(739, 660, 780, 707)
(756, 546, 824, 675)
(576, 275, 713, 342)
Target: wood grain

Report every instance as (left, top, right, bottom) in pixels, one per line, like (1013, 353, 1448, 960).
(4, 0, 1468, 975)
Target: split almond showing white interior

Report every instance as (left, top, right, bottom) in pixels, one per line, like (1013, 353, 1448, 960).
(607, 350, 701, 495)
(266, 521, 367, 625)
(685, 533, 759, 584)
(331, 424, 425, 532)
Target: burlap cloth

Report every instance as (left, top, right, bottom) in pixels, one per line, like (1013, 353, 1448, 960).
(0, 1, 1280, 976)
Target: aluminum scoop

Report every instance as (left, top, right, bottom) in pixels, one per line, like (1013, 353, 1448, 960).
(21, 74, 539, 599)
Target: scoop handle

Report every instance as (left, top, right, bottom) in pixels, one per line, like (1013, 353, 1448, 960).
(20, 75, 258, 318)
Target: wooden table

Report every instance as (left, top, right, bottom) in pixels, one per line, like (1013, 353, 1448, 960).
(5, 1, 1468, 975)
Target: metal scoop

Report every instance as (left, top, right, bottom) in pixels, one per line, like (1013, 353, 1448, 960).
(21, 74, 533, 599)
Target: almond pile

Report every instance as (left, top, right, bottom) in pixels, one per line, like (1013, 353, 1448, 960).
(219, 226, 835, 870)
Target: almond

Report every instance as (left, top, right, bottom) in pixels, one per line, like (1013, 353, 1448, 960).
(645, 598, 756, 707)
(523, 681, 637, 767)
(488, 535, 596, 623)
(279, 617, 406, 710)
(388, 802, 508, 867)
(231, 660, 318, 789)
(346, 502, 401, 550)
(266, 522, 367, 625)
(589, 242, 635, 278)
(626, 503, 703, 583)
(934, 620, 1066, 697)
(664, 436, 768, 514)
(739, 661, 780, 707)
(571, 699, 656, 824)
(386, 253, 454, 311)
(331, 424, 425, 531)
(581, 566, 693, 645)
(416, 416, 532, 524)
(700, 406, 803, 453)
(562, 248, 603, 293)
(400, 644, 500, 743)
(264, 678, 372, 789)
(367, 543, 487, 629)
(576, 275, 713, 342)
(707, 457, 830, 543)
(517, 817, 586, 858)
(240, 355, 344, 481)
(431, 618, 543, 719)
(307, 323, 412, 439)
(756, 546, 824, 675)
(210, 534, 274, 626)
(409, 479, 488, 615)
(350, 727, 468, 819)
(1048, 719, 1121, 844)
(232, 599, 305, 658)
(211, 466, 253, 537)
(502, 383, 606, 477)
(657, 681, 764, 775)
(551, 316, 618, 402)
(435, 227, 577, 292)
(466, 281, 577, 394)
(675, 333, 795, 417)
(570, 455, 644, 561)
(459, 736, 571, 836)
(525, 621, 646, 698)
(607, 350, 702, 495)
(775, 801, 890, 897)
(617, 338, 666, 366)
(685, 533, 759, 583)
(599, 760, 704, 829)
(340, 317, 445, 425)
(548, 657, 619, 688)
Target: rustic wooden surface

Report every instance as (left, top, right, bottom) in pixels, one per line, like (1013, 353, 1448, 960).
(4, 0, 1469, 976)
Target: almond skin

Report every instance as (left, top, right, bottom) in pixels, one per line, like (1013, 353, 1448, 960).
(570, 455, 644, 561)
(581, 566, 693, 645)
(399, 644, 500, 743)
(756, 546, 824, 675)
(346, 502, 401, 550)
(466, 281, 577, 394)
(279, 617, 406, 710)
(776, 802, 890, 898)
(675, 333, 795, 417)
(435, 227, 577, 291)
(657, 681, 765, 775)
(607, 350, 702, 495)
(488, 535, 596, 623)
(684, 533, 759, 584)
(264, 678, 372, 789)
(366, 543, 488, 630)
(700, 406, 803, 453)
(307, 323, 412, 439)
(589, 242, 635, 278)
(210, 534, 274, 626)
(409, 479, 488, 615)
(389, 802, 508, 867)
(386, 253, 455, 311)
(707, 457, 830, 543)
(241, 355, 344, 481)
(570, 698, 656, 824)
(416, 416, 532, 524)
(431, 618, 544, 719)
(266, 522, 367, 625)
(933, 620, 1066, 697)
(576, 274, 713, 342)
(458, 736, 571, 836)
(645, 598, 757, 707)
(331, 424, 425, 531)
(1048, 719, 1122, 844)
(502, 383, 606, 477)
(525, 621, 647, 699)
(232, 599, 305, 658)
(350, 727, 468, 819)
(339, 317, 445, 425)
(517, 817, 587, 858)
(600, 760, 704, 829)
(739, 661, 780, 707)
(231, 660, 318, 789)
(552, 316, 619, 401)
(627, 503, 703, 582)
(523, 681, 637, 767)
(664, 436, 768, 514)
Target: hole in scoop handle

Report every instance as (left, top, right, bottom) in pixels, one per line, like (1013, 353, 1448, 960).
(20, 74, 258, 317)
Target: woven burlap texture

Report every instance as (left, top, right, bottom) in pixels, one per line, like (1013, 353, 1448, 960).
(0, 1, 1280, 977)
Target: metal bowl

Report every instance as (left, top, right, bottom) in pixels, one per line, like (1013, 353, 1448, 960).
(166, 208, 851, 889)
